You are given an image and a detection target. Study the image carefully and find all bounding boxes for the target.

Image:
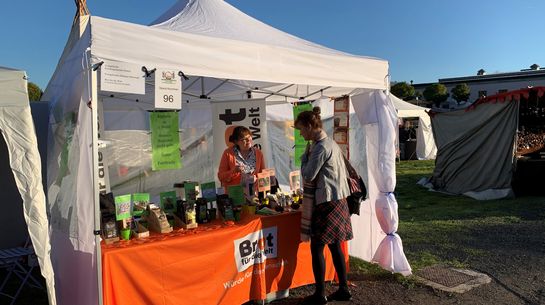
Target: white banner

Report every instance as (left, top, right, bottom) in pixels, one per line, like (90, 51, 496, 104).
(97, 100, 111, 194)
(154, 69, 182, 110)
(212, 99, 268, 185)
(99, 61, 145, 95)
(234, 227, 277, 272)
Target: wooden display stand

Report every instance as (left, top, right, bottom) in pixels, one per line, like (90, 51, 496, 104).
(173, 214, 198, 230)
(103, 236, 119, 244)
(147, 207, 173, 233)
(132, 222, 150, 238)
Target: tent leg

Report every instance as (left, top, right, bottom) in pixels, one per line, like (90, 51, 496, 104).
(90, 68, 104, 305)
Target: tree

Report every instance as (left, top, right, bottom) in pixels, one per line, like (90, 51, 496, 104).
(27, 82, 43, 101)
(390, 81, 415, 101)
(423, 83, 449, 106)
(451, 83, 470, 104)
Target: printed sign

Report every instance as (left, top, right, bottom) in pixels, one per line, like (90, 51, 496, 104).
(234, 227, 278, 272)
(212, 99, 268, 185)
(100, 61, 145, 94)
(150, 112, 181, 171)
(155, 68, 182, 110)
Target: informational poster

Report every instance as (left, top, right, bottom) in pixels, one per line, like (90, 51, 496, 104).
(100, 61, 145, 94)
(155, 68, 182, 110)
(333, 96, 350, 159)
(293, 103, 313, 167)
(150, 111, 181, 171)
(212, 99, 268, 185)
(114, 194, 132, 221)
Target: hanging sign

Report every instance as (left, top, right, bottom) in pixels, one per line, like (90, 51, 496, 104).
(212, 99, 268, 185)
(100, 61, 145, 94)
(150, 112, 181, 171)
(155, 69, 182, 110)
(293, 103, 313, 167)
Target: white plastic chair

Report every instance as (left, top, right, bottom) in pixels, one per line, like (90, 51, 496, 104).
(0, 237, 44, 305)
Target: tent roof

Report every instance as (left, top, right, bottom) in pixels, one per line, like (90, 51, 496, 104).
(86, 0, 387, 101)
(0, 66, 28, 107)
(390, 94, 429, 118)
(89, 16, 387, 89)
(151, 0, 356, 57)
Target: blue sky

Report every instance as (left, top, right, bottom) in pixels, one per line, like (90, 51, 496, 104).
(2, 0, 544, 89)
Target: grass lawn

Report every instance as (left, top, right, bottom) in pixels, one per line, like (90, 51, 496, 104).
(350, 159, 545, 277)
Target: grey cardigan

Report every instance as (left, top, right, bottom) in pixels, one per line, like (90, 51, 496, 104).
(301, 133, 350, 205)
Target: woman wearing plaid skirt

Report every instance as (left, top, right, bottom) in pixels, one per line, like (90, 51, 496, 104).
(295, 107, 353, 305)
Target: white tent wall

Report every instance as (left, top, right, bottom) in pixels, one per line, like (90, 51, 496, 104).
(0, 67, 57, 304)
(42, 1, 411, 303)
(390, 95, 436, 160)
(42, 17, 99, 305)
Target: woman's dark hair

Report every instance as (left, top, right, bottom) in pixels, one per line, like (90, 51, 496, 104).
(294, 106, 322, 129)
(228, 126, 252, 143)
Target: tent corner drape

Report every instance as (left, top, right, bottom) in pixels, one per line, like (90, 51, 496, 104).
(351, 90, 412, 276)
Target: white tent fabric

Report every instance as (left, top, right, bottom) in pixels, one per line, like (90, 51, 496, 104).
(352, 91, 411, 275)
(42, 1, 410, 304)
(390, 95, 436, 160)
(0, 67, 57, 305)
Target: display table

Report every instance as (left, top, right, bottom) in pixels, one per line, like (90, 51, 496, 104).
(101, 211, 337, 305)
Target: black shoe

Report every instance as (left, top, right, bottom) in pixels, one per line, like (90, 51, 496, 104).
(300, 293, 328, 305)
(327, 288, 351, 301)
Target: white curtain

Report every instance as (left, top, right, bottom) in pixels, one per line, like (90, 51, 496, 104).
(0, 105, 57, 305)
(351, 90, 412, 276)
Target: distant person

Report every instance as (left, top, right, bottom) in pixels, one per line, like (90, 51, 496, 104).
(399, 121, 410, 160)
(217, 126, 265, 191)
(295, 107, 353, 304)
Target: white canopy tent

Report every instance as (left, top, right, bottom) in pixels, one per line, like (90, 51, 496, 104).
(0, 67, 56, 305)
(391, 95, 436, 160)
(42, 1, 411, 304)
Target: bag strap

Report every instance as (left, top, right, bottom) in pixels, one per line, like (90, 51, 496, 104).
(342, 154, 359, 179)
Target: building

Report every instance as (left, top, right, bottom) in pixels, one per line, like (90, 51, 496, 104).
(412, 64, 545, 108)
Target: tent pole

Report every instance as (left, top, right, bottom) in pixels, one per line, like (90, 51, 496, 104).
(90, 68, 104, 305)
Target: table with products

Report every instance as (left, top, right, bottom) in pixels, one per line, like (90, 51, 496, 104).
(101, 211, 337, 305)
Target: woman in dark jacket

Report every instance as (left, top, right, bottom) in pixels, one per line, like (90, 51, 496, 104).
(295, 107, 353, 304)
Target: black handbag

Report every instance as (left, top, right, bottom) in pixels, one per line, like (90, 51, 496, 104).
(343, 156, 367, 215)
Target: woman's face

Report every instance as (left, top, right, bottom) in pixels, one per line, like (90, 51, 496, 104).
(236, 133, 253, 151)
(295, 123, 313, 141)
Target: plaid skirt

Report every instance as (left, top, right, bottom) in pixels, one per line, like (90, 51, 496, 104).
(311, 198, 353, 244)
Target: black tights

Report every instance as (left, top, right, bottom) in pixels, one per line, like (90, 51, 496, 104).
(310, 239, 348, 297)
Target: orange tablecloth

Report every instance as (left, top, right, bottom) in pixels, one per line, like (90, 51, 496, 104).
(101, 212, 336, 305)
